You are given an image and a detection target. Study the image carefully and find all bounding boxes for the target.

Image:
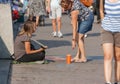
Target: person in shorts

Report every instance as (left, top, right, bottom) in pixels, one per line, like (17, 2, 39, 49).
(100, 0, 120, 84)
(46, 0, 63, 38)
(60, 0, 94, 63)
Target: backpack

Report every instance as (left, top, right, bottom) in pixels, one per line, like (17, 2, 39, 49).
(80, 0, 93, 7)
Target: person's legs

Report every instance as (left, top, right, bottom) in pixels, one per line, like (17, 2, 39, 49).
(57, 17, 63, 37)
(56, 7, 63, 37)
(57, 17, 61, 32)
(51, 19, 57, 37)
(101, 30, 116, 84)
(17, 51, 45, 62)
(96, 0, 101, 23)
(71, 33, 81, 62)
(114, 32, 120, 84)
(114, 46, 120, 83)
(52, 19, 57, 32)
(103, 43, 113, 83)
(49, 7, 57, 37)
(77, 33, 87, 62)
(36, 16, 39, 26)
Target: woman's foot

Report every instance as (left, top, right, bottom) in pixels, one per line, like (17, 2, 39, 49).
(74, 58, 87, 63)
(71, 57, 79, 62)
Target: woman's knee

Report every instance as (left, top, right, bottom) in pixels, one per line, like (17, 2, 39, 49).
(104, 53, 112, 61)
(115, 47, 120, 61)
(78, 34, 84, 39)
(115, 52, 120, 61)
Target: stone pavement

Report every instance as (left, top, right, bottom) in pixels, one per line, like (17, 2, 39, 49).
(2, 15, 107, 84)
(0, 59, 11, 84)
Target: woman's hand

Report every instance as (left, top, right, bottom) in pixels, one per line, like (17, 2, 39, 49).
(38, 47, 46, 52)
(72, 39, 76, 49)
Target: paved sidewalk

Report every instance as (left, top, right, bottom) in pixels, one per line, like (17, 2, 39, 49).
(0, 59, 11, 84)
(8, 15, 106, 84)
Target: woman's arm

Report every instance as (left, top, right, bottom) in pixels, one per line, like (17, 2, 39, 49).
(99, 0, 104, 20)
(24, 41, 45, 54)
(71, 10, 79, 40)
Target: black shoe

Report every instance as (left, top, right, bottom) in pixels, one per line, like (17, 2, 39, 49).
(114, 83, 118, 84)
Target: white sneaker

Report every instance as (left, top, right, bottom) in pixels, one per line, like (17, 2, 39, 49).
(58, 31, 63, 38)
(51, 32, 57, 37)
(84, 34, 87, 38)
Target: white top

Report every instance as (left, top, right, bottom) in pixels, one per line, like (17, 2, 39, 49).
(50, 0, 61, 8)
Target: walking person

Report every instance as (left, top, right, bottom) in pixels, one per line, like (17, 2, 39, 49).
(96, 0, 101, 23)
(100, 0, 120, 84)
(46, 0, 63, 38)
(28, 0, 46, 26)
(14, 21, 47, 63)
(60, 0, 94, 62)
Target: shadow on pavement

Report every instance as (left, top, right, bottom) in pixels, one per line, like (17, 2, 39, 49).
(43, 23, 52, 27)
(87, 56, 103, 61)
(63, 33, 72, 36)
(32, 39, 71, 49)
(87, 33, 100, 37)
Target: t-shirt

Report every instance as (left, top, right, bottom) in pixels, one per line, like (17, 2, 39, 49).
(14, 34, 30, 60)
(71, 0, 91, 21)
(102, 0, 120, 32)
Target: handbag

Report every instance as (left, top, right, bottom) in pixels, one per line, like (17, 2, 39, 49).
(80, 0, 93, 7)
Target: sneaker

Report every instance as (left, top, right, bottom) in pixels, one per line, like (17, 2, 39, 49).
(51, 32, 57, 37)
(58, 31, 63, 38)
(84, 34, 87, 38)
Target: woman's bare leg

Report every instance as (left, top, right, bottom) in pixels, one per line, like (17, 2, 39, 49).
(36, 16, 39, 26)
(77, 33, 86, 62)
(71, 33, 81, 62)
(103, 43, 113, 83)
(71, 48, 81, 62)
(114, 46, 120, 83)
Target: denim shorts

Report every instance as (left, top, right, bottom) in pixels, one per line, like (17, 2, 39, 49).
(77, 12, 94, 34)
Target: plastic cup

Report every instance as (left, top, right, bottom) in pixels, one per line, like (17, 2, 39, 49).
(66, 54, 71, 64)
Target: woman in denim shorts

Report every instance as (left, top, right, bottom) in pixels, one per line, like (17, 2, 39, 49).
(61, 0, 94, 62)
(100, 0, 120, 84)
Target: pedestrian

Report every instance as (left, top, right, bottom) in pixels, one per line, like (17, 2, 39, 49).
(46, 0, 63, 38)
(28, 0, 46, 26)
(60, 0, 94, 62)
(100, 0, 120, 84)
(14, 21, 46, 63)
(96, 0, 101, 23)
